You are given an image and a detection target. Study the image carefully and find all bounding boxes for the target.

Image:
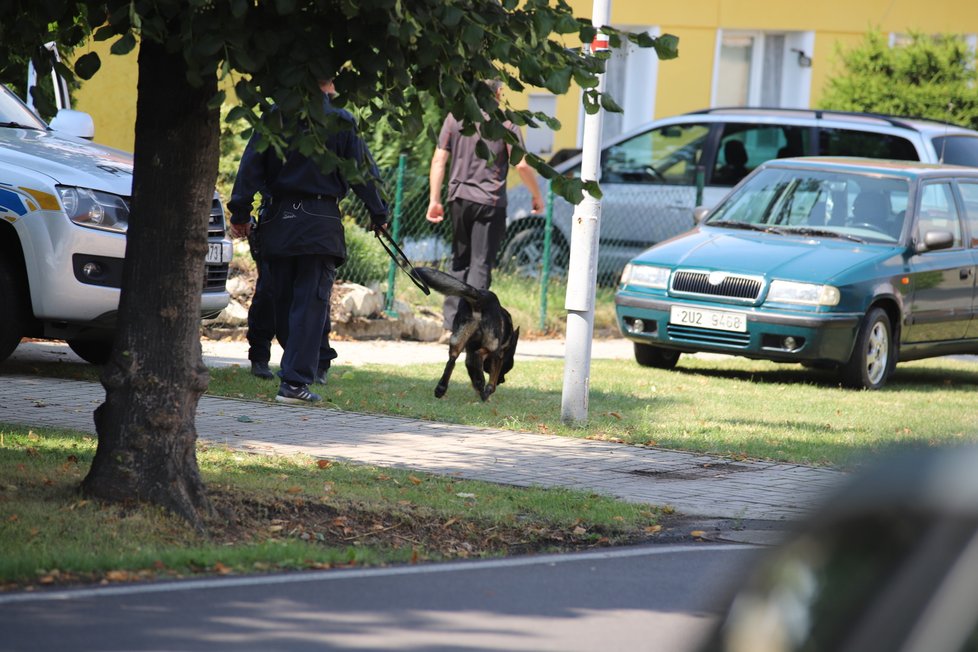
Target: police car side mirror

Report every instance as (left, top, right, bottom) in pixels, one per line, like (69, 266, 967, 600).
(48, 109, 95, 140)
(693, 206, 711, 224)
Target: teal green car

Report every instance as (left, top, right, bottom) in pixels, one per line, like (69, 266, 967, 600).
(615, 158, 978, 389)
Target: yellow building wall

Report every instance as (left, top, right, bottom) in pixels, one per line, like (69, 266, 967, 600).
(71, 1, 978, 155)
(71, 39, 138, 152)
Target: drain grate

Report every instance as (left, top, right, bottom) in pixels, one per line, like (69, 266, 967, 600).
(625, 462, 754, 481)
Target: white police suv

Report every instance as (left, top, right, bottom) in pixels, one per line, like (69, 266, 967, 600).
(0, 83, 231, 364)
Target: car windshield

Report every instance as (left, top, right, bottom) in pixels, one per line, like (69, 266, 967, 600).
(0, 85, 47, 131)
(706, 167, 911, 244)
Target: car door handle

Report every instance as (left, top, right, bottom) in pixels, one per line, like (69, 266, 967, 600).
(961, 268, 974, 280)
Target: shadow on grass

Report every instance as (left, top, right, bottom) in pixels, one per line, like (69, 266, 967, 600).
(667, 358, 978, 392)
(0, 358, 100, 382)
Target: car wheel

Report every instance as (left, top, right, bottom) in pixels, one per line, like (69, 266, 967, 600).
(633, 343, 681, 369)
(839, 307, 893, 390)
(0, 257, 27, 363)
(67, 339, 114, 365)
(498, 224, 568, 280)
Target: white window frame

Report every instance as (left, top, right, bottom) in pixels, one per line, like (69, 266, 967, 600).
(711, 30, 813, 109)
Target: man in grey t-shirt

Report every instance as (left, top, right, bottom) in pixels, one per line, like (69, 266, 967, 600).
(426, 80, 544, 332)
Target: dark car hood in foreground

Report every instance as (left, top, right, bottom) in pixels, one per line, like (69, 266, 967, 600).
(633, 227, 902, 283)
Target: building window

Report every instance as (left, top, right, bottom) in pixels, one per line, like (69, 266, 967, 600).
(712, 30, 813, 109)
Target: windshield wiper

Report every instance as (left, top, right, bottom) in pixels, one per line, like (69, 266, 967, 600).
(708, 220, 791, 235)
(707, 220, 771, 232)
(790, 227, 866, 243)
(0, 121, 43, 130)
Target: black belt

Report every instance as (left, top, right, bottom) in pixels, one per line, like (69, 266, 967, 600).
(281, 194, 338, 202)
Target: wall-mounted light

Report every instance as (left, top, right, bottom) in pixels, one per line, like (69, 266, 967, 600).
(792, 48, 812, 68)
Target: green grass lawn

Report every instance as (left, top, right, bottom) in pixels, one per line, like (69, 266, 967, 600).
(206, 354, 978, 469)
(4, 348, 977, 469)
(0, 425, 664, 589)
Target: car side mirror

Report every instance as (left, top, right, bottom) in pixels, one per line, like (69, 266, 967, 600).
(48, 109, 95, 140)
(693, 206, 711, 224)
(916, 230, 954, 253)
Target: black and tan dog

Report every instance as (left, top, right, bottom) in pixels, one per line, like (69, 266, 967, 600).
(413, 267, 519, 401)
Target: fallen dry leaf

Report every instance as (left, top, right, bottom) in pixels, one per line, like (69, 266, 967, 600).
(285, 486, 302, 494)
(316, 459, 332, 469)
(408, 475, 423, 485)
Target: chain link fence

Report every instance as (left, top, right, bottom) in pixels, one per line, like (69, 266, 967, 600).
(339, 154, 699, 325)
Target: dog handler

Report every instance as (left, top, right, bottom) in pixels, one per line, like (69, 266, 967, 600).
(228, 79, 388, 404)
(426, 80, 544, 333)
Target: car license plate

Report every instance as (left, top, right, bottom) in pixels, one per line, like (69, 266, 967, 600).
(670, 306, 746, 332)
(205, 242, 225, 264)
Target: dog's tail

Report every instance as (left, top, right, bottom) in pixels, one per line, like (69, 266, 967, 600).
(413, 267, 482, 304)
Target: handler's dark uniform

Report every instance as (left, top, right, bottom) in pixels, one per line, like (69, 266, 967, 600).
(228, 93, 387, 393)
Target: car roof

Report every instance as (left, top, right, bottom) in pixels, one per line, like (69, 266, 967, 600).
(687, 106, 978, 136)
(549, 107, 978, 173)
(759, 156, 978, 179)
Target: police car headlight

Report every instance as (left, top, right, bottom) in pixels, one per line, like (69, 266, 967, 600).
(621, 263, 671, 289)
(58, 186, 129, 233)
(768, 280, 840, 306)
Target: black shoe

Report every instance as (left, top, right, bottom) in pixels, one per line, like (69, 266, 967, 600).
(315, 368, 329, 385)
(250, 361, 274, 379)
(275, 382, 321, 405)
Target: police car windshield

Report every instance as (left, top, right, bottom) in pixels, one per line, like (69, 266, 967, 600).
(0, 85, 48, 131)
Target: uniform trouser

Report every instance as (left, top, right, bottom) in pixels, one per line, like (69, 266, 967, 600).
(266, 254, 339, 387)
(246, 257, 275, 364)
(444, 198, 506, 328)
(248, 256, 337, 374)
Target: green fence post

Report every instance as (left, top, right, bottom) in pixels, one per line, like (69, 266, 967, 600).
(539, 181, 554, 332)
(385, 153, 407, 317)
(695, 165, 705, 207)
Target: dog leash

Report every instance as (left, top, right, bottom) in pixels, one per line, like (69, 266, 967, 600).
(373, 224, 431, 295)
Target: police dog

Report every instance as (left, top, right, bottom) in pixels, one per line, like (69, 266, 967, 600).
(413, 267, 519, 401)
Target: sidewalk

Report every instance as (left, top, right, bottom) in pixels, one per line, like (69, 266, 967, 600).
(2, 338, 849, 544)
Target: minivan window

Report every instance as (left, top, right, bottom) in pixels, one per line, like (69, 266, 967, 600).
(600, 123, 710, 185)
(932, 135, 978, 167)
(819, 127, 919, 161)
(712, 124, 812, 186)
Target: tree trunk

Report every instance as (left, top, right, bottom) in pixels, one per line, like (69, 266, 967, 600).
(81, 40, 221, 531)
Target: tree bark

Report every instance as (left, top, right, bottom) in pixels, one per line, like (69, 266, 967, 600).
(81, 40, 221, 531)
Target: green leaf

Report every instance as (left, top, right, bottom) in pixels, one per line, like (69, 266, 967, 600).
(654, 34, 680, 60)
(230, 0, 248, 18)
(109, 32, 136, 56)
(599, 93, 623, 113)
(475, 139, 490, 161)
(92, 25, 116, 42)
(583, 179, 603, 200)
(544, 67, 572, 94)
(442, 6, 464, 27)
(74, 52, 101, 80)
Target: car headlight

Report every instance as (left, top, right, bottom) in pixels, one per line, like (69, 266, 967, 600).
(621, 263, 671, 289)
(57, 186, 129, 233)
(767, 280, 840, 306)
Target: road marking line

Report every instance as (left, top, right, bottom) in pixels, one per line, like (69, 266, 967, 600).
(0, 544, 755, 604)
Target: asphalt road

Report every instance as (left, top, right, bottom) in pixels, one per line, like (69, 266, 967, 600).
(0, 544, 759, 652)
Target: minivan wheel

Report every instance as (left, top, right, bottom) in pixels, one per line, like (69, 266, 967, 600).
(498, 224, 568, 279)
(839, 307, 893, 390)
(0, 257, 27, 363)
(67, 339, 114, 365)
(634, 343, 681, 369)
